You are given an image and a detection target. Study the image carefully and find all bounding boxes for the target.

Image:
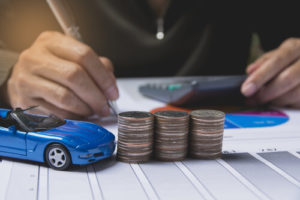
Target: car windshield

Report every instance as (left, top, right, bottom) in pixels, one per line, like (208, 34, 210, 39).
(10, 110, 66, 132)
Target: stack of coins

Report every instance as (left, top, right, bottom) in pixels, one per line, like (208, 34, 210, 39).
(190, 110, 225, 159)
(117, 111, 154, 163)
(154, 110, 189, 161)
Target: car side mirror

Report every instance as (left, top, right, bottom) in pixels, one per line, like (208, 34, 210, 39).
(8, 125, 16, 133)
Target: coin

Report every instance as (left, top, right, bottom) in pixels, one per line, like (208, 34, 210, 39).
(154, 110, 189, 161)
(190, 110, 225, 120)
(117, 111, 154, 163)
(189, 109, 225, 159)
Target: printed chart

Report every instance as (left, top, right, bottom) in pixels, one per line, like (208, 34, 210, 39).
(225, 110, 289, 129)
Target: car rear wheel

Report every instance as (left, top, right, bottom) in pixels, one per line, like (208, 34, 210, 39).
(45, 144, 71, 170)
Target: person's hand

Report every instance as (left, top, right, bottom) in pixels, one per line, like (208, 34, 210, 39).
(4, 31, 119, 119)
(241, 37, 300, 108)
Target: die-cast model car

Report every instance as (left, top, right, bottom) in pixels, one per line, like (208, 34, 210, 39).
(0, 107, 115, 170)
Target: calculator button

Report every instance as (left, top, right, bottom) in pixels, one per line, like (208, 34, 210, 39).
(168, 84, 183, 91)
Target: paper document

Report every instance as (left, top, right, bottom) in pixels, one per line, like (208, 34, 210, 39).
(1, 77, 300, 200)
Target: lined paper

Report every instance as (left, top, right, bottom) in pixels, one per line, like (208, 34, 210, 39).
(1, 151, 300, 200)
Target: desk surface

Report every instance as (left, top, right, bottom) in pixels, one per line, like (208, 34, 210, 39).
(1, 77, 300, 200)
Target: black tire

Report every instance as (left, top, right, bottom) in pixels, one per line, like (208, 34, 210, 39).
(45, 144, 71, 170)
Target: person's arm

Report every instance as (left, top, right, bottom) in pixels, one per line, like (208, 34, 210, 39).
(0, 1, 119, 119)
(0, 49, 18, 107)
(0, 2, 19, 105)
(2, 31, 118, 119)
(241, 2, 300, 108)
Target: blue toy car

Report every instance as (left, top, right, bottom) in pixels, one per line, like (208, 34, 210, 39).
(0, 107, 115, 170)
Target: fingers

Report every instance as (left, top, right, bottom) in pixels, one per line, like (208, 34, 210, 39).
(40, 32, 119, 101)
(253, 59, 300, 103)
(246, 50, 275, 74)
(28, 98, 84, 120)
(271, 85, 300, 107)
(15, 74, 92, 117)
(99, 56, 117, 83)
(7, 31, 118, 118)
(289, 102, 300, 108)
(100, 57, 114, 73)
(4, 32, 114, 119)
(241, 38, 300, 97)
(7, 85, 83, 120)
(30, 53, 110, 116)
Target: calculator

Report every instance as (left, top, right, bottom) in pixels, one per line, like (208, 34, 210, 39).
(139, 75, 247, 106)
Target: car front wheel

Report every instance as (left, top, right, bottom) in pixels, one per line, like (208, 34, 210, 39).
(45, 144, 71, 170)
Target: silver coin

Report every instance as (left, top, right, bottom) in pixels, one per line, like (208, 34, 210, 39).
(153, 110, 189, 161)
(155, 110, 189, 118)
(190, 110, 225, 120)
(117, 111, 154, 163)
(189, 109, 225, 160)
(119, 111, 153, 119)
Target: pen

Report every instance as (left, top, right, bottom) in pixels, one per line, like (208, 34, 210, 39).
(46, 0, 119, 116)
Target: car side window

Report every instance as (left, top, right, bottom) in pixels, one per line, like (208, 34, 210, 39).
(0, 116, 16, 128)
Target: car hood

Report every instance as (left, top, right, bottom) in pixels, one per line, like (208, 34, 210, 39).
(39, 120, 113, 147)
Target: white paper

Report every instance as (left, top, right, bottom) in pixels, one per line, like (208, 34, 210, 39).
(1, 78, 300, 200)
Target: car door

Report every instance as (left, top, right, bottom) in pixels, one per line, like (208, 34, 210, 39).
(0, 125, 27, 155)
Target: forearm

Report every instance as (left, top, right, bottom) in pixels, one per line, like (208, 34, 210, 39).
(0, 49, 18, 107)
